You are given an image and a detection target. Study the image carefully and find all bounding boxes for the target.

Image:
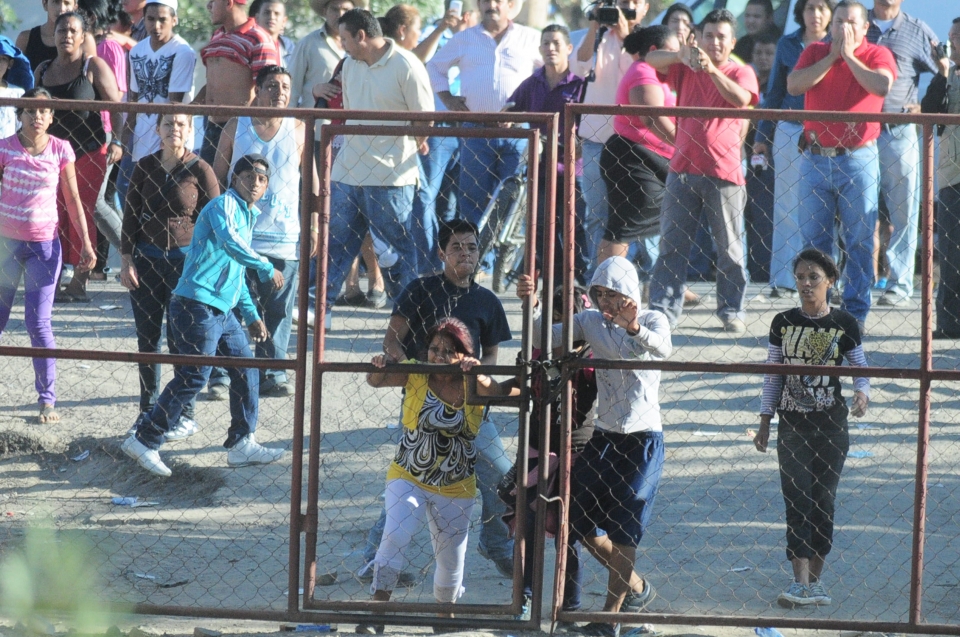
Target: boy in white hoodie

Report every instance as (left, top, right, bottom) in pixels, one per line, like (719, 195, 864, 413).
(516, 256, 671, 637)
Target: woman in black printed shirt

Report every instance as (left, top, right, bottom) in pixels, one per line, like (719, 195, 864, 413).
(754, 248, 870, 609)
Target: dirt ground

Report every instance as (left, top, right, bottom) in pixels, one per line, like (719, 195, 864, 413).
(1, 271, 959, 634)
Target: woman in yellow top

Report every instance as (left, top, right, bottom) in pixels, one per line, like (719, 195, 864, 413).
(361, 317, 506, 633)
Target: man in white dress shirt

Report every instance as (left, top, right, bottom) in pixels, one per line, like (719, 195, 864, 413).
(426, 0, 541, 229)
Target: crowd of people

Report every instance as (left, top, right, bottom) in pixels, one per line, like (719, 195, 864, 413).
(0, 0, 956, 627)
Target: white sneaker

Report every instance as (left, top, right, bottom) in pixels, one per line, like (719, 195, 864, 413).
(164, 417, 199, 442)
(306, 308, 316, 328)
(324, 311, 332, 332)
(121, 435, 172, 477)
(227, 434, 286, 467)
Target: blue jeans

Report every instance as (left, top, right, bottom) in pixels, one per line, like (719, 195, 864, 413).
(457, 126, 527, 227)
(649, 173, 748, 326)
(580, 139, 608, 274)
(325, 182, 417, 308)
(247, 256, 298, 388)
(136, 296, 258, 450)
(413, 133, 460, 273)
(129, 247, 195, 419)
(770, 121, 805, 290)
(115, 153, 136, 214)
(797, 144, 880, 323)
(936, 184, 960, 335)
(363, 417, 514, 563)
(878, 123, 920, 299)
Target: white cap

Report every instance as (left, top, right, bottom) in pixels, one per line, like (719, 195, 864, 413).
(147, 0, 178, 11)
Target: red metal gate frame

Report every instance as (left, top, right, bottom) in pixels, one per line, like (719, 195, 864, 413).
(553, 103, 960, 635)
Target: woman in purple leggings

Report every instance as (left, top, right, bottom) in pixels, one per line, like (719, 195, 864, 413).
(0, 87, 96, 423)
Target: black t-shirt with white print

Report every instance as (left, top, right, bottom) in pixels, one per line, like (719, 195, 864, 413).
(769, 308, 862, 413)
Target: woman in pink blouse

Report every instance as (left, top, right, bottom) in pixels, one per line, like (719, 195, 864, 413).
(597, 25, 680, 272)
(0, 88, 96, 423)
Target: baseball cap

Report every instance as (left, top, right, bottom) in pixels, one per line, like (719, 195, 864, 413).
(146, 0, 178, 10)
(233, 153, 271, 180)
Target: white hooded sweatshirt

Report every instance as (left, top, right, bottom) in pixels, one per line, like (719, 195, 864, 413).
(532, 256, 672, 434)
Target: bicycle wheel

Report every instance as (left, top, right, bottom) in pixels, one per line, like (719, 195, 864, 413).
(492, 184, 527, 293)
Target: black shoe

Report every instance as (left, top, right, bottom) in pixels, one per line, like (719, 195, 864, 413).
(578, 622, 620, 637)
(336, 289, 366, 307)
(365, 289, 388, 309)
(355, 624, 384, 635)
(621, 580, 656, 612)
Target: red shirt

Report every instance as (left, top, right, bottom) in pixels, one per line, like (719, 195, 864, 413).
(201, 18, 279, 80)
(665, 60, 759, 186)
(795, 40, 897, 149)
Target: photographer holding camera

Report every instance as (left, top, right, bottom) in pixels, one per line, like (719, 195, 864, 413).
(571, 0, 647, 275)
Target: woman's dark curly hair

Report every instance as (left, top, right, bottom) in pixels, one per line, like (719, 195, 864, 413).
(793, 248, 840, 281)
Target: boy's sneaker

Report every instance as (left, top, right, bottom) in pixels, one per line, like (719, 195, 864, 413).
(578, 622, 620, 637)
(515, 595, 532, 621)
(777, 581, 813, 607)
(121, 435, 171, 477)
(621, 580, 656, 612)
(354, 625, 384, 635)
(227, 434, 286, 467)
(164, 417, 199, 442)
(807, 580, 832, 605)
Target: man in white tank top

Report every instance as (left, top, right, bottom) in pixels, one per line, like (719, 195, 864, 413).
(211, 65, 318, 397)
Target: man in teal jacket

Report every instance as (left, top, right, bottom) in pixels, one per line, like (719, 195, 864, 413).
(123, 154, 287, 477)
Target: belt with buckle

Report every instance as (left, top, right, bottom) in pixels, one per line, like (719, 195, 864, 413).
(809, 141, 874, 158)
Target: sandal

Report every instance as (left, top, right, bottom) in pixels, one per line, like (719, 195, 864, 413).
(38, 404, 61, 424)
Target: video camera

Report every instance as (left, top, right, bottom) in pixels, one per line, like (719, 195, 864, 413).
(586, 0, 635, 26)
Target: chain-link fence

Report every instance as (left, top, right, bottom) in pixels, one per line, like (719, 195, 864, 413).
(547, 104, 960, 633)
(1, 95, 960, 634)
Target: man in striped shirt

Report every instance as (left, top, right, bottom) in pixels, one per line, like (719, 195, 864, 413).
(867, 0, 947, 308)
(194, 0, 280, 167)
(426, 0, 542, 228)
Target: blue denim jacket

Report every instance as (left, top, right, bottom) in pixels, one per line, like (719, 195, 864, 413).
(173, 188, 274, 324)
(756, 28, 810, 148)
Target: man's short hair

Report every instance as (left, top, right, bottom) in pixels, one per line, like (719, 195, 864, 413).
(255, 64, 291, 89)
(438, 219, 479, 252)
(834, 0, 867, 22)
(339, 8, 382, 38)
(248, 0, 284, 17)
(701, 8, 737, 31)
(746, 0, 774, 17)
(623, 24, 671, 56)
(661, 2, 692, 28)
(541, 24, 570, 44)
(752, 30, 779, 47)
(233, 153, 271, 181)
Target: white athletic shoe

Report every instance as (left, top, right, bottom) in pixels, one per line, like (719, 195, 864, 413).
(164, 417, 199, 442)
(121, 435, 172, 477)
(227, 434, 286, 467)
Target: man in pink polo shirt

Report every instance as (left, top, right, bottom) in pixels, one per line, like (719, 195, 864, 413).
(787, 0, 895, 331)
(645, 8, 759, 334)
